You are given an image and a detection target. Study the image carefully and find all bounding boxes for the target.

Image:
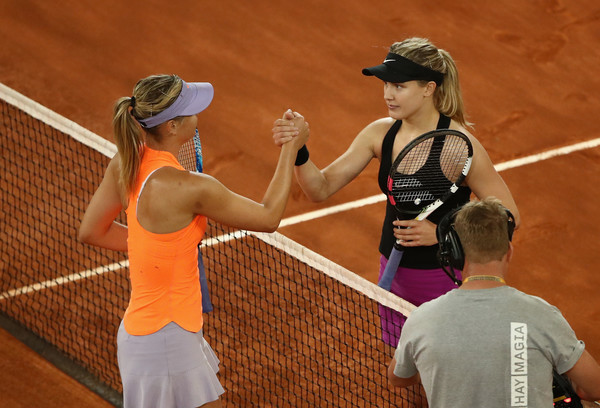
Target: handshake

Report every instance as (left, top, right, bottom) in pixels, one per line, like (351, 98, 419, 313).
(272, 109, 311, 166)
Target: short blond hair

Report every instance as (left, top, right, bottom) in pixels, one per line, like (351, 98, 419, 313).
(453, 198, 511, 263)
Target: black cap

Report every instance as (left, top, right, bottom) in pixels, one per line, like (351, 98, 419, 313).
(362, 53, 444, 86)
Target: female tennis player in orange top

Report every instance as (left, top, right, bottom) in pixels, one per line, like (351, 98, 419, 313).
(79, 74, 308, 408)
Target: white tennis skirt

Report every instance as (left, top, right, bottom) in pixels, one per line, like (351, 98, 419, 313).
(117, 321, 225, 408)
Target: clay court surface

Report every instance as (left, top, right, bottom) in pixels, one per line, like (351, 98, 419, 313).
(1, 0, 600, 406)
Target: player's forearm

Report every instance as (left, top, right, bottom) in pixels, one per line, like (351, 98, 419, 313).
(78, 221, 128, 252)
(294, 161, 331, 202)
(259, 143, 297, 231)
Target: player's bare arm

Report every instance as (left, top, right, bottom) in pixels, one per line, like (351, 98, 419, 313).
(464, 134, 521, 228)
(78, 155, 127, 251)
(291, 118, 390, 202)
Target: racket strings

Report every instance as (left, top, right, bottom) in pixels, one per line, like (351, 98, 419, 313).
(390, 135, 470, 207)
(438, 139, 471, 181)
(178, 129, 203, 172)
(178, 140, 196, 171)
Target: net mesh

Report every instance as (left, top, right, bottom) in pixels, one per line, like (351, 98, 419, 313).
(0, 84, 425, 407)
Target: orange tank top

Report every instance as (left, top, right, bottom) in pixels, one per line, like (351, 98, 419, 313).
(124, 146, 207, 335)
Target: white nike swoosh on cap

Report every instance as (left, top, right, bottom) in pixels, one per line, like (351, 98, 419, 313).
(383, 59, 396, 63)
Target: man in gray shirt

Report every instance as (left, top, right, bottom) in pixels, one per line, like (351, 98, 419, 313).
(388, 198, 600, 406)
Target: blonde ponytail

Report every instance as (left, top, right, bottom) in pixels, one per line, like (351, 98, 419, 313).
(112, 74, 182, 193)
(390, 38, 472, 128)
(435, 49, 471, 128)
(113, 97, 143, 194)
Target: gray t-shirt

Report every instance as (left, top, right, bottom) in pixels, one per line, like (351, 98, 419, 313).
(393, 286, 584, 407)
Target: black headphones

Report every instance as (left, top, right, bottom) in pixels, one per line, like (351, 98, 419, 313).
(436, 204, 515, 286)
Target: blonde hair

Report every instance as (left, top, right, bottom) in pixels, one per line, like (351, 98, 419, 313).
(453, 198, 511, 263)
(112, 74, 183, 193)
(390, 38, 472, 128)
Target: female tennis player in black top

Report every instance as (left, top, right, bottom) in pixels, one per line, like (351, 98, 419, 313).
(273, 37, 520, 345)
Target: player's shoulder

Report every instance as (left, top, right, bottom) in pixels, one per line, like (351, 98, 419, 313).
(151, 165, 207, 186)
(447, 121, 473, 139)
(104, 153, 122, 184)
(361, 117, 396, 134)
(351, 117, 396, 152)
(107, 152, 121, 170)
(448, 121, 484, 149)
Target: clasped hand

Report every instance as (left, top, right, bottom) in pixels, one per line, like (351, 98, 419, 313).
(272, 109, 309, 148)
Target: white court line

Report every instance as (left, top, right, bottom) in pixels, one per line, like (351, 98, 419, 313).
(280, 137, 600, 227)
(0, 261, 128, 301)
(3, 136, 599, 301)
(494, 138, 600, 172)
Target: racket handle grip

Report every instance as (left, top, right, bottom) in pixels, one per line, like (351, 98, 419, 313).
(198, 250, 213, 313)
(378, 248, 404, 291)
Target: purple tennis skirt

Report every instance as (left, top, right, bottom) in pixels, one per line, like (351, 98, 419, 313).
(117, 321, 225, 408)
(378, 255, 461, 347)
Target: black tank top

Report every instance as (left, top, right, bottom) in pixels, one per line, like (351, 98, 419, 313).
(377, 114, 472, 269)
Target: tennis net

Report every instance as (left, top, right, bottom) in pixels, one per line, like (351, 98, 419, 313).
(0, 82, 424, 407)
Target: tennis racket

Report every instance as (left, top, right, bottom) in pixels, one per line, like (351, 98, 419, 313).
(378, 129, 473, 290)
(178, 128, 204, 173)
(178, 128, 213, 313)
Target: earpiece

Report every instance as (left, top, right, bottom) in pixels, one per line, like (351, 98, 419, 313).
(436, 205, 515, 285)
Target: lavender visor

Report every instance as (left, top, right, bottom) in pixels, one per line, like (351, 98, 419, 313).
(138, 80, 214, 128)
